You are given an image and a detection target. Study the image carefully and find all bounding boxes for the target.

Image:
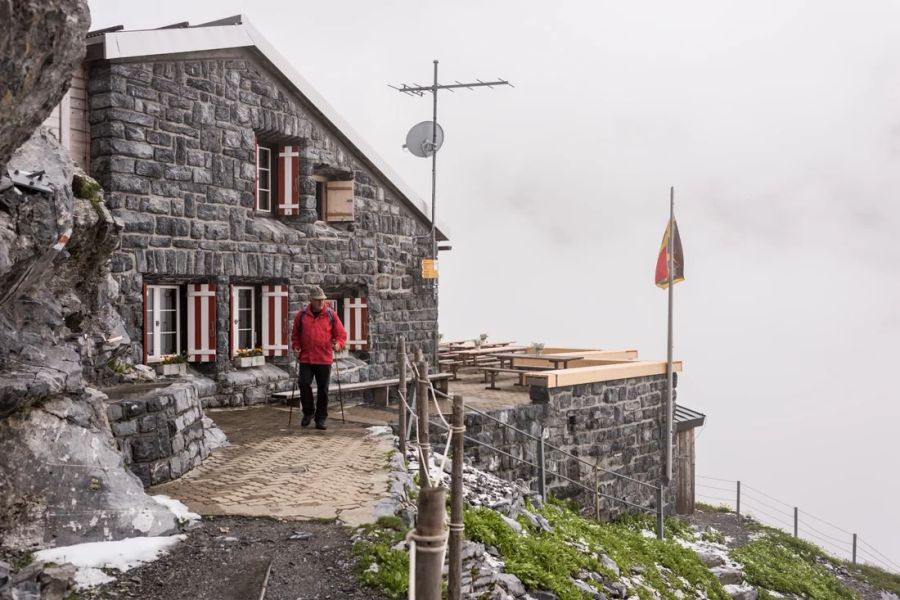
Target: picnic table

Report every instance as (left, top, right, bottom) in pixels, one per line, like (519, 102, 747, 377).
(491, 352, 585, 370)
(453, 345, 527, 366)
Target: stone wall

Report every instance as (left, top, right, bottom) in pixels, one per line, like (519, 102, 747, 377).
(444, 374, 677, 517)
(87, 51, 439, 400)
(105, 379, 216, 485)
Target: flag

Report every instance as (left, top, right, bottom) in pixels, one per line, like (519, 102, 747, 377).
(655, 219, 685, 288)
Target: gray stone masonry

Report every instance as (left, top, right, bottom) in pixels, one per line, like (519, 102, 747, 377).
(89, 51, 439, 405)
(436, 374, 678, 518)
(105, 379, 215, 486)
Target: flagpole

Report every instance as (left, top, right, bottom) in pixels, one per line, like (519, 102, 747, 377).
(665, 186, 675, 484)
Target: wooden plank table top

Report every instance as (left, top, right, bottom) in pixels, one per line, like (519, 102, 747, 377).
(492, 352, 585, 370)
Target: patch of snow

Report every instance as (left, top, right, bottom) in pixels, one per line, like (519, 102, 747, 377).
(73, 567, 114, 589)
(34, 535, 186, 590)
(152, 495, 200, 523)
(366, 425, 394, 438)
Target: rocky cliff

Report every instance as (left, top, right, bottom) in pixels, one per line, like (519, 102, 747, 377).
(0, 0, 177, 550)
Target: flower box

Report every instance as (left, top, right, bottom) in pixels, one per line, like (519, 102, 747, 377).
(156, 363, 186, 377)
(234, 355, 265, 368)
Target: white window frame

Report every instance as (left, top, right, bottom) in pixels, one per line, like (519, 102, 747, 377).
(234, 285, 257, 352)
(146, 284, 181, 363)
(256, 145, 272, 212)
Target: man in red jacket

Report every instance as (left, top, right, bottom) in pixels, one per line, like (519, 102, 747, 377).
(290, 286, 347, 430)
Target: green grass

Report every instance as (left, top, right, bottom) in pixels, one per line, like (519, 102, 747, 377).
(353, 519, 410, 599)
(844, 562, 900, 594)
(732, 523, 857, 600)
(465, 499, 730, 600)
(695, 501, 733, 514)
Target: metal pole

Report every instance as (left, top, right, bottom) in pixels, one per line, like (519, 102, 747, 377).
(399, 338, 407, 458)
(736, 480, 741, 517)
(852, 533, 857, 565)
(656, 486, 665, 540)
(665, 186, 675, 483)
(594, 463, 600, 520)
(536, 428, 546, 501)
(417, 359, 431, 487)
(448, 394, 465, 600)
(794, 507, 798, 538)
(430, 60, 440, 369)
(414, 486, 446, 600)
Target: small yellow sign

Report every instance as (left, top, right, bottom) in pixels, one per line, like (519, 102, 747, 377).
(421, 259, 438, 279)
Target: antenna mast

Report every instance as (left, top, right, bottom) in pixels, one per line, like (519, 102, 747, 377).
(390, 61, 512, 364)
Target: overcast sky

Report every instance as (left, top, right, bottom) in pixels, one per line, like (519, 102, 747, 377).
(89, 0, 900, 568)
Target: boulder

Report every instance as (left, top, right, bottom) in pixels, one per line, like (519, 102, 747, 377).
(0, 393, 177, 549)
(0, 0, 90, 167)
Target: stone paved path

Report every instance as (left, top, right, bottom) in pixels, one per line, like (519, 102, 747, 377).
(150, 405, 395, 526)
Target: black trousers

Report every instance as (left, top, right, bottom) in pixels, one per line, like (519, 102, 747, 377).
(298, 363, 331, 420)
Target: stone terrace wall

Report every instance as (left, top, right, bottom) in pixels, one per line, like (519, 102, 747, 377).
(87, 52, 438, 395)
(105, 379, 215, 485)
(444, 374, 677, 517)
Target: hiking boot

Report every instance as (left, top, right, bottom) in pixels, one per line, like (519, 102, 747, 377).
(301, 414, 313, 427)
(315, 419, 327, 431)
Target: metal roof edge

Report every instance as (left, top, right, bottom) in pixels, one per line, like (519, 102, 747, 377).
(100, 16, 449, 240)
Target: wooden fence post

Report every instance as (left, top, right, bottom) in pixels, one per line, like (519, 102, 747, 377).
(416, 358, 430, 487)
(448, 394, 465, 600)
(398, 338, 407, 458)
(414, 486, 446, 600)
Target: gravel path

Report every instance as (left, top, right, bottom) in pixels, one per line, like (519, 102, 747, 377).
(79, 516, 387, 600)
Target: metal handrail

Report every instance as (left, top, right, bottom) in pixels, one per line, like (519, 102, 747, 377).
(406, 362, 665, 538)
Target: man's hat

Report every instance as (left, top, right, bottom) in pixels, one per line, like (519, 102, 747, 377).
(309, 285, 327, 300)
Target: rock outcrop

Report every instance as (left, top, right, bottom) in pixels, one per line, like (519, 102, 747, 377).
(0, 0, 90, 167)
(0, 130, 177, 549)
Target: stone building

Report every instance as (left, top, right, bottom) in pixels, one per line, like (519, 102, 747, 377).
(51, 15, 445, 406)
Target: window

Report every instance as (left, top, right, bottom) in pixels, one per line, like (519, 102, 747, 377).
(234, 286, 256, 351)
(324, 295, 368, 351)
(257, 142, 301, 216)
(256, 145, 272, 212)
(144, 285, 181, 362)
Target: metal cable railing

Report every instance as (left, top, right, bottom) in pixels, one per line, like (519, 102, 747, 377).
(402, 360, 667, 538)
(696, 475, 900, 572)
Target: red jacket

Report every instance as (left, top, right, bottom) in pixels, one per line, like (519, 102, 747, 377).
(290, 305, 347, 365)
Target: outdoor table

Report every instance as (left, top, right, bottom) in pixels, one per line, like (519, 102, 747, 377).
(453, 345, 527, 366)
(492, 352, 585, 370)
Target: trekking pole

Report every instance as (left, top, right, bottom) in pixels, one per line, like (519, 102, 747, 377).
(334, 350, 346, 424)
(288, 352, 298, 428)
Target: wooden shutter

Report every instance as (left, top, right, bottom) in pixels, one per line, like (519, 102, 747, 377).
(276, 145, 300, 216)
(262, 284, 289, 357)
(187, 283, 217, 362)
(325, 180, 354, 222)
(343, 297, 369, 351)
(142, 282, 149, 364)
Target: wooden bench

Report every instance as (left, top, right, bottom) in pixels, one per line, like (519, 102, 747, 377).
(481, 366, 554, 390)
(272, 372, 453, 406)
(439, 359, 463, 380)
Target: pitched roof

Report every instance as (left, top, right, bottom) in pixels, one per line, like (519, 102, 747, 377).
(90, 15, 448, 240)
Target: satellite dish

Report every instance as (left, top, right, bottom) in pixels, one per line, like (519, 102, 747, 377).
(404, 121, 444, 158)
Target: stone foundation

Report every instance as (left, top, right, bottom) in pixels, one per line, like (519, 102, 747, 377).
(105, 378, 217, 486)
(442, 374, 677, 517)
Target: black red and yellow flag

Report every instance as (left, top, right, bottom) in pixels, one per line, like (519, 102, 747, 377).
(655, 219, 685, 288)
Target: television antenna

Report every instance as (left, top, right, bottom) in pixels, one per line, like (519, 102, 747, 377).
(390, 61, 512, 363)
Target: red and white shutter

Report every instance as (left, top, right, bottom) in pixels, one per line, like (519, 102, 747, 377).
(276, 145, 300, 216)
(262, 284, 289, 357)
(187, 283, 217, 362)
(343, 297, 369, 351)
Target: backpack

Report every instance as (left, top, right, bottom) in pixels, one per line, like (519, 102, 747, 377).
(297, 304, 335, 336)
